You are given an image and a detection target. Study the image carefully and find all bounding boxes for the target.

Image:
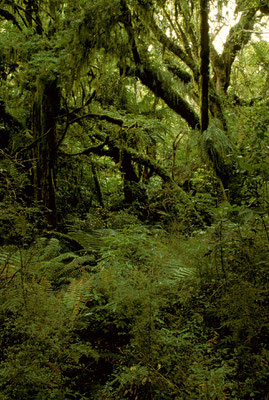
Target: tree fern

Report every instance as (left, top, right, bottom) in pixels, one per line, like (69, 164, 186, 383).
(65, 229, 106, 252)
(38, 237, 61, 260)
(200, 121, 234, 172)
(0, 247, 22, 287)
(0, 248, 21, 268)
(163, 259, 195, 280)
(61, 275, 94, 321)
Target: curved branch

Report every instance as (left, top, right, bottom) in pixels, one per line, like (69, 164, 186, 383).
(119, 0, 200, 130)
(66, 137, 110, 157)
(0, 8, 22, 30)
(212, 7, 257, 92)
(136, 62, 200, 129)
(165, 58, 192, 84)
(222, 8, 256, 88)
(149, 18, 199, 79)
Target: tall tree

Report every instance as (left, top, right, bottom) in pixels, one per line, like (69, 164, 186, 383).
(200, 0, 210, 133)
(0, 0, 63, 226)
(0, 0, 267, 222)
(115, 0, 265, 195)
(32, 74, 60, 226)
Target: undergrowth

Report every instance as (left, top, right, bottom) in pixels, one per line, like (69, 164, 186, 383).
(0, 206, 268, 399)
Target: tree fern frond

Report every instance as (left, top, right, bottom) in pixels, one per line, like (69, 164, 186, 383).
(0, 249, 21, 284)
(38, 276, 53, 293)
(61, 276, 93, 317)
(35, 250, 95, 288)
(67, 230, 103, 251)
(0, 249, 21, 268)
(41, 252, 78, 267)
(52, 254, 96, 284)
(163, 259, 195, 280)
(66, 229, 117, 252)
(200, 122, 234, 171)
(38, 237, 61, 260)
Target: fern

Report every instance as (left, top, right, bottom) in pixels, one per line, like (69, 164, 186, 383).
(38, 275, 53, 294)
(61, 275, 94, 317)
(38, 237, 61, 260)
(163, 259, 195, 280)
(200, 121, 234, 172)
(0, 248, 22, 286)
(66, 229, 105, 252)
(0, 248, 21, 267)
(49, 253, 96, 287)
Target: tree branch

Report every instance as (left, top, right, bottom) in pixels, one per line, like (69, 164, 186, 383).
(65, 137, 110, 157)
(149, 17, 199, 79)
(119, 0, 200, 130)
(165, 58, 192, 84)
(70, 113, 124, 127)
(63, 139, 205, 225)
(214, 7, 257, 92)
(0, 8, 22, 30)
(136, 62, 200, 129)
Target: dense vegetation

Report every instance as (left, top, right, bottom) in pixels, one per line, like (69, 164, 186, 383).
(0, 0, 268, 399)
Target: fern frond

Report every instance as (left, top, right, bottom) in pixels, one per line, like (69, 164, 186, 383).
(38, 276, 53, 293)
(163, 259, 195, 280)
(66, 229, 117, 252)
(0, 249, 21, 284)
(67, 230, 103, 251)
(41, 252, 78, 266)
(38, 237, 61, 260)
(61, 276, 93, 317)
(0, 249, 21, 268)
(200, 122, 234, 171)
(52, 254, 96, 284)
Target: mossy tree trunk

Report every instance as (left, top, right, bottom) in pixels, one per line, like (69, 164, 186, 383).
(199, 0, 228, 199)
(32, 74, 60, 227)
(200, 0, 209, 134)
(91, 163, 104, 208)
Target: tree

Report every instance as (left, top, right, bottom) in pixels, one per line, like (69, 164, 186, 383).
(199, 0, 210, 133)
(116, 0, 267, 194)
(0, 0, 64, 225)
(0, 0, 268, 224)
(32, 73, 60, 226)
(0, 4, 268, 398)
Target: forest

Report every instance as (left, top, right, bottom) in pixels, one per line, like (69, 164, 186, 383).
(0, 0, 268, 399)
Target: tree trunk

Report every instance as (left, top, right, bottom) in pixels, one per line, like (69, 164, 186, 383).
(32, 74, 60, 227)
(91, 163, 104, 208)
(200, 0, 209, 133)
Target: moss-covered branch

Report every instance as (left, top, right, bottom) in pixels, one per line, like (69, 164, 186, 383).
(212, 8, 257, 92)
(149, 17, 198, 76)
(119, 0, 200, 130)
(165, 58, 192, 84)
(135, 62, 200, 129)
